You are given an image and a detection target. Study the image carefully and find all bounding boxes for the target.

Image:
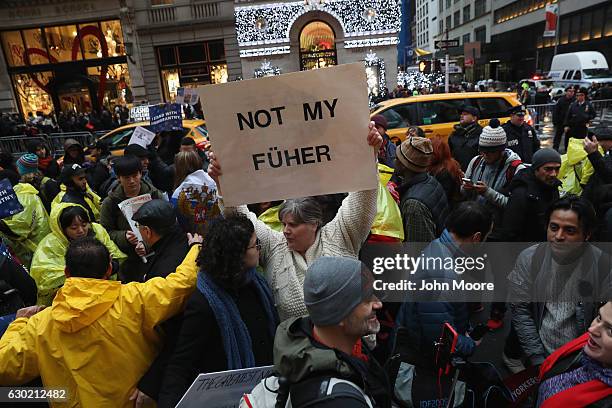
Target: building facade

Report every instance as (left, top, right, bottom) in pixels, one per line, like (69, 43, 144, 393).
(489, 0, 612, 82)
(415, 0, 439, 52)
(234, 0, 402, 98)
(0, 0, 239, 116)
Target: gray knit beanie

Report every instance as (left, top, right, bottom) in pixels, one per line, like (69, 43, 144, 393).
(304, 257, 369, 326)
(479, 118, 507, 152)
(532, 148, 561, 170)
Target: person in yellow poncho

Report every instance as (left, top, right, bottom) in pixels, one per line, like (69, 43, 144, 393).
(30, 202, 127, 306)
(558, 137, 603, 196)
(0, 181, 50, 267)
(0, 236, 201, 408)
(51, 164, 101, 222)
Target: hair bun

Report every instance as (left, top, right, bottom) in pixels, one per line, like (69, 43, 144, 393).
(488, 118, 500, 128)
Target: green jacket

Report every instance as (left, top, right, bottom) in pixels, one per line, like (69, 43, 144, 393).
(0, 183, 50, 267)
(30, 202, 127, 306)
(100, 180, 163, 256)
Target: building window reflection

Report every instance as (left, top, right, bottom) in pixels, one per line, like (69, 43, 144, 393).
(156, 40, 227, 102)
(22, 28, 49, 65)
(45, 25, 81, 62)
(1, 31, 26, 67)
(12, 72, 54, 115)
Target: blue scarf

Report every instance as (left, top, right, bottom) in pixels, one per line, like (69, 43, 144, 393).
(196, 268, 278, 370)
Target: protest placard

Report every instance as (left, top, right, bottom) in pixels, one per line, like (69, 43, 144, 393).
(118, 194, 152, 263)
(148, 103, 183, 132)
(129, 105, 151, 123)
(0, 179, 23, 219)
(197, 63, 377, 206)
(128, 126, 156, 148)
(171, 171, 221, 236)
(176, 365, 274, 408)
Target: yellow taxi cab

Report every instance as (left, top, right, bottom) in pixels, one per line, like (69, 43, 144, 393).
(370, 92, 530, 144)
(96, 119, 209, 156)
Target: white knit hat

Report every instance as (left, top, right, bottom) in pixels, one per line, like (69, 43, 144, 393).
(479, 118, 506, 151)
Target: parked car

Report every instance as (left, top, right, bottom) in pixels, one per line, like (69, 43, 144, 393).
(370, 92, 525, 144)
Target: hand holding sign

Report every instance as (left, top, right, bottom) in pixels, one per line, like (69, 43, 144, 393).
(128, 126, 156, 149)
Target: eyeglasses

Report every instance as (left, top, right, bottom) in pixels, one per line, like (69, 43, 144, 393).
(248, 238, 261, 251)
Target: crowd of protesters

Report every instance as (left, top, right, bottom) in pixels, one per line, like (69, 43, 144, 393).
(0, 93, 610, 408)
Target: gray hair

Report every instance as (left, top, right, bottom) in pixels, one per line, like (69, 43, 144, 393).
(278, 198, 323, 228)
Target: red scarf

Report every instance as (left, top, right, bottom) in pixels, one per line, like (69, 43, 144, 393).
(539, 332, 612, 408)
(38, 156, 52, 171)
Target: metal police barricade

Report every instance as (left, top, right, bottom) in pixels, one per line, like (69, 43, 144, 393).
(47, 132, 94, 157)
(0, 135, 48, 158)
(93, 130, 110, 140)
(528, 98, 612, 130)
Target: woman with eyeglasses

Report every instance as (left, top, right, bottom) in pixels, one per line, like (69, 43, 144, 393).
(158, 214, 278, 408)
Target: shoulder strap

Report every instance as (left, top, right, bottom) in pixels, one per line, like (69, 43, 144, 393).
(290, 376, 372, 408)
(505, 160, 523, 185)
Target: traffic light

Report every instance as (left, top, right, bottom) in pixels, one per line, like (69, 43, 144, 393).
(418, 60, 432, 74)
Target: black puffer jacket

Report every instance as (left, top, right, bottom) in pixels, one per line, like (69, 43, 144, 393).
(448, 122, 482, 171)
(498, 167, 560, 242)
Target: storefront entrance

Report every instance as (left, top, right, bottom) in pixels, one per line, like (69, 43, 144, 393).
(299, 21, 337, 70)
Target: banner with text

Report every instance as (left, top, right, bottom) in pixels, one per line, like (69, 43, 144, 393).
(148, 104, 183, 132)
(543, 3, 559, 38)
(0, 179, 23, 219)
(176, 365, 274, 408)
(197, 63, 377, 206)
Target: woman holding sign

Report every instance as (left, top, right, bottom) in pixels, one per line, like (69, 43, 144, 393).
(207, 122, 382, 320)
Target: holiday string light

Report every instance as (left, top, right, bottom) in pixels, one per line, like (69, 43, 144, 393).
(344, 37, 399, 49)
(239, 46, 291, 58)
(254, 60, 282, 77)
(364, 50, 387, 98)
(235, 0, 401, 47)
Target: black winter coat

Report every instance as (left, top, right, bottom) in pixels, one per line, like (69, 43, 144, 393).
(552, 96, 575, 126)
(498, 168, 559, 242)
(157, 283, 275, 408)
(502, 121, 540, 163)
(136, 229, 190, 400)
(564, 101, 596, 139)
(448, 122, 482, 171)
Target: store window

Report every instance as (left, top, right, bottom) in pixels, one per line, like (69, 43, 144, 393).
(12, 72, 54, 115)
(1, 31, 26, 67)
(22, 28, 48, 65)
(45, 25, 81, 62)
(101, 20, 125, 58)
(157, 40, 228, 102)
(87, 63, 133, 108)
(299, 21, 337, 70)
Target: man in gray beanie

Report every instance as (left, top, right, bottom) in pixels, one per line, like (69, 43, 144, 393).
(270, 256, 391, 408)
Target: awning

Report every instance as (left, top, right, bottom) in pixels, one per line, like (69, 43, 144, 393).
(415, 48, 432, 56)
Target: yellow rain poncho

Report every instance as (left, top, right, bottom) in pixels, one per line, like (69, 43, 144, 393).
(370, 164, 404, 241)
(558, 137, 603, 196)
(31, 202, 127, 306)
(0, 183, 50, 266)
(52, 182, 101, 221)
(0, 245, 199, 408)
(258, 204, 283, 232)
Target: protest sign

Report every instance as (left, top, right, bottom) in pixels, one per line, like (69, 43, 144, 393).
(128, 126, 156, 148)
(118, 194, 152, 263)
(0, 179, 23, 219)
(176, 365, 274, 408)
(129, 105, 151, 123)
(197, 62, 377, 206)
(171, 172, 221, 235)
(176, 87, 186, 105)
(148, 103, 183, 132)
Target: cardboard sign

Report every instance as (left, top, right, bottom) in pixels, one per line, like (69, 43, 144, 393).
(0, 179, 23, 219)
(128, 126, 156, 148)
(118, 194, 152, 263)
(176, 365, 274, 408)
(148, 104, 183, 132)
(197, 63, 377, 206)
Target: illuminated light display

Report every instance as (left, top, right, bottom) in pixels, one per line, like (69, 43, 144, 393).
(235, 0, 401, 47)
(344, 37, 399, 49)
(239, 46, 291, 58)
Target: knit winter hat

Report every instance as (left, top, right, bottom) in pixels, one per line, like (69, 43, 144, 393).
(304, 257, 372, 326)
(531, 148, 561, 170)
(371, 114, 388, 130)
(16, 153, 39, 176)
(479, 119, 507, 152)
(396, 136, 433, 173)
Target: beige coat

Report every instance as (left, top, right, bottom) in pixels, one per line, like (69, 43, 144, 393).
(221, 189, 378, 321)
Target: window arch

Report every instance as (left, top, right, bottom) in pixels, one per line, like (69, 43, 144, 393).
(299, 21, 337, 70)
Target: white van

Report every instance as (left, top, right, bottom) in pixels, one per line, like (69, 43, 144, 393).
(549, 51, 612, 88)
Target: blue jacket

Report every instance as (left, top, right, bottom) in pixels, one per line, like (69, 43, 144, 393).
(395, 229, 475, 357)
